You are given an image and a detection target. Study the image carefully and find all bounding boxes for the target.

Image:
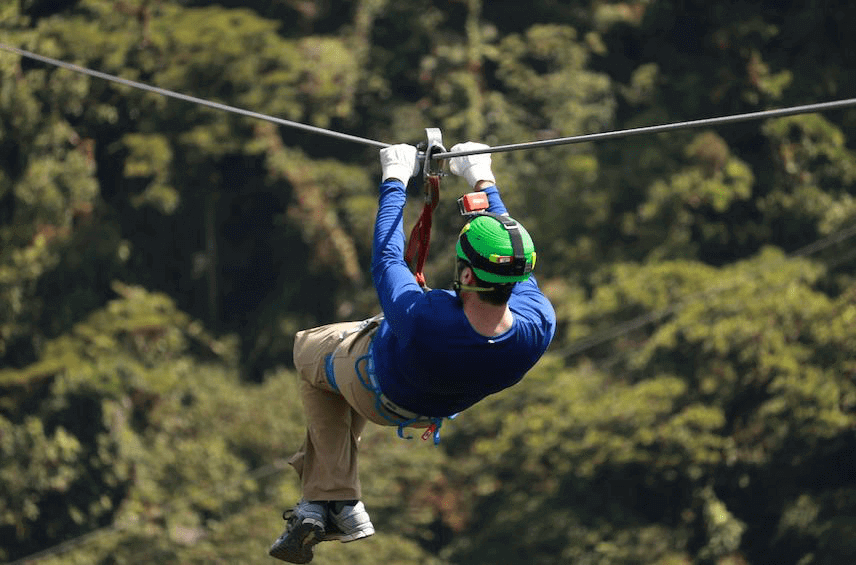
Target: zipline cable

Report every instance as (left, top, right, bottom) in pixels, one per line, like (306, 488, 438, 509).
(5, 44, 856, 160)
(0, 43, 390, 150)
(434, 98, 856, 159)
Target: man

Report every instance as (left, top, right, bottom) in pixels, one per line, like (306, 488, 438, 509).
(269, 142, 556, 563)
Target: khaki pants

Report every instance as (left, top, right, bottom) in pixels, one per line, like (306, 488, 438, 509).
(288, 318, 402, 501)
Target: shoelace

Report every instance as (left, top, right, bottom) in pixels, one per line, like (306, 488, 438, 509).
(281, 508, 298, 529)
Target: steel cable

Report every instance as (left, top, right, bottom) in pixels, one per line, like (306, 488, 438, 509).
(5, 44, 856, 159)
(434, 98, 856, 159)
(0, 43, 390, 149)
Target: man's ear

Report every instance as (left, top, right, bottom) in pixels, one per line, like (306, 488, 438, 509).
(460, 266, 474, 284)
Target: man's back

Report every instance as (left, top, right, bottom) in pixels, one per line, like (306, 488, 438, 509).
(373, 278, 555, 417)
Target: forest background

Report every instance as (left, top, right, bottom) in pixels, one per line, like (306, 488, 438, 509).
(1, 0, 854, 564)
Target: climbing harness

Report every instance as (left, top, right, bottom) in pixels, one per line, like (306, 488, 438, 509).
(353, 339, 453, 446)
(322, 313, 384, 394)
(404, 128, 446, 289)
(322, 314, 454, 445)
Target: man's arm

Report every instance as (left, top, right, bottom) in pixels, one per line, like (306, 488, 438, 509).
(372, 145, 423, 341)
(450, 142, 552, 305)
(450, 143, 508, 215)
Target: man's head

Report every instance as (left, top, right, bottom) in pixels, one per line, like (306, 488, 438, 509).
(454, 213, 536, 304)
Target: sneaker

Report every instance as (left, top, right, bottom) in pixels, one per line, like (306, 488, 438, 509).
(325, 501, 375, 543)
(268, 500, 326, 563)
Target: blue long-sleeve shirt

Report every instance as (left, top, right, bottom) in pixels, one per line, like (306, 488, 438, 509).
(370, 178, 556, 418)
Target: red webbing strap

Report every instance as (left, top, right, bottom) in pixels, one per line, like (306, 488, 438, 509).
(405, 174, 441, 288)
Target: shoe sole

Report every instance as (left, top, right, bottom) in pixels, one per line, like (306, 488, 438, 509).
(323, 525, 375, 543)
(269, 520, 325, 563)
(339, 527, 375, 543)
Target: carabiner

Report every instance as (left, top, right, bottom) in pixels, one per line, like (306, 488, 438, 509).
(421, 127, 446, 181)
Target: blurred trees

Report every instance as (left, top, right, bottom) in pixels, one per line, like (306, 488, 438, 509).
(1, 0, 855, 564)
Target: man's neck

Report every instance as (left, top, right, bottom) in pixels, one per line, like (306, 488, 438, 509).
(461, 292, 513, 337)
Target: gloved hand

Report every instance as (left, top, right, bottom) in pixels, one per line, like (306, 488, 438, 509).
(448, 142, 496, 188)
(380, 144, 419, 184)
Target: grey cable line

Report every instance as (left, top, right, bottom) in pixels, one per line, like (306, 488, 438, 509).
(5, 44, 856, 160)
(556, 222, 856, 359)
(0, 43, 390, 150)
(434, 98, 856, 159)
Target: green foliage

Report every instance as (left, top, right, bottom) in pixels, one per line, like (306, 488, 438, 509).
(0, 416, 82, 531)
(0, 12, 106, 362)
(636, 131, 755, 260)
(2, 0, 856, 564)
(760, 114, 856, 236)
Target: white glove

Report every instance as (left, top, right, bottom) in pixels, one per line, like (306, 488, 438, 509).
(448, 142, 496, 188)
(380, 144, 419, 183)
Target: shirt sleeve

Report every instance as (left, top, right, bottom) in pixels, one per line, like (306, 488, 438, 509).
(371, 180, 539, 343)
(371, 179, 424, 342)
(485, 185, 556, 342)
(481, 185, 508, 215)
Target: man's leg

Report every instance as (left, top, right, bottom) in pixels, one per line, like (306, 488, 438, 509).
(295, 379, 366, 500)
(288, 322, 370, 499)
(271, 323, 366, 562)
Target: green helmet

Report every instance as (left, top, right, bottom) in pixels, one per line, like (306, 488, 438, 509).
(455, 213, 536, 284)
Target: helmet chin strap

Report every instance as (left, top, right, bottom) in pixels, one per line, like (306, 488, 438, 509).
(454, 261, 494, 293)
(453, 280, 494, 293)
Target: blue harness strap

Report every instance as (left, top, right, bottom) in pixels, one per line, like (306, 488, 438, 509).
(354, 343, 455, 445)
(323, 314, 384, 393)
(324, 353, 339, 392)
(323, 317, 456, 445)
